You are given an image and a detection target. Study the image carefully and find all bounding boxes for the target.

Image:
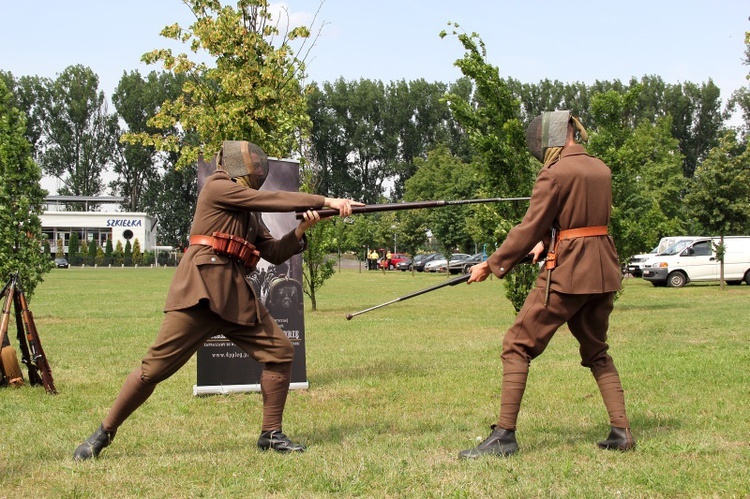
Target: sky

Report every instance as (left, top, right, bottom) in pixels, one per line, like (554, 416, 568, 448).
(2, 1, 748, 98)
(1, 1, 748, 194)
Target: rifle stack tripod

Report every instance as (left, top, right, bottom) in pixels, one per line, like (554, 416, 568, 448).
(0, 272, 57, 394)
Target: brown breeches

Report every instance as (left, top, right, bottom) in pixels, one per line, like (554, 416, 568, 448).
(103, 304, 294, 433)
(497, 287, 629, 430)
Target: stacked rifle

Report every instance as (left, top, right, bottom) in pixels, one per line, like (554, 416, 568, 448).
(0, 272, 57, 394)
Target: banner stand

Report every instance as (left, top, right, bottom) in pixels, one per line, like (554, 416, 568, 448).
(192, 157, 308, 396)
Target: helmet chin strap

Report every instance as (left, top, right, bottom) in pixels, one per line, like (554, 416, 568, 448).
(235, 175, 253, 189)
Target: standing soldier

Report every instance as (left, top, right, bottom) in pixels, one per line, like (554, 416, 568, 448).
(74, 141, 362, 460)
(460, 112, 634, 458)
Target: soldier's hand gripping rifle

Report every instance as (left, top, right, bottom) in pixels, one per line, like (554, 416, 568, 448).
(295, 197, 530, 220)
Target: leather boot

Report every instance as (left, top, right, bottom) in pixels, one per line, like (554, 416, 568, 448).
(597, 426, 635, 451)
(459, 425, 519, 459)
(73, 424, 117, 461)
(257, 430, 306, 453)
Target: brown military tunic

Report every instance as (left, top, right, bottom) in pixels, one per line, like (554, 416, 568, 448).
(487, 144, 621, 294)
(165, 170, 325, 326)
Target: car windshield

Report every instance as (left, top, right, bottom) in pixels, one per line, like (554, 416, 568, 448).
(660, 240, 694, 256)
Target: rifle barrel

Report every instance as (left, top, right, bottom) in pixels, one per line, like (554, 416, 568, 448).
(295, 197, 530, 220)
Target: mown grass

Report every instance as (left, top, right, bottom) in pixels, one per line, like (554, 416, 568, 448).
(1, 266, 748, 498)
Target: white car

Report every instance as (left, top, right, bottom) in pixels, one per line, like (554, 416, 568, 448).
(424, 253, 471, 272)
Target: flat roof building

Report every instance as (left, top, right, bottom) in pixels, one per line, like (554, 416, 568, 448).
(40, 196, 157, 255)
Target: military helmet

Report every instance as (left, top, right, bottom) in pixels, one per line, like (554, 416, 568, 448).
(525, 111, 572, 162)
(217, 141, 270, 189)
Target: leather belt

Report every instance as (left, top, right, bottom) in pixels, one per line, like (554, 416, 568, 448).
(189, 235, 216, 247)
(189, 232, 260, 271)
(545, 225, 609, 271)
(557, 225, 609, 241)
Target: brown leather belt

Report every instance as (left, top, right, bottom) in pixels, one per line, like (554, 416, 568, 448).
(545, 225, 609, 271)
(557, 225, 609, 242)
(189, 235, 217, 247)
(189, 232, 261, 271)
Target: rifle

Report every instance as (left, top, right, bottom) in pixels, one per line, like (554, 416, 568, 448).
(295, 197, 530, 220)
(345, 253, 536, 320)
(0, 273, 56, 394)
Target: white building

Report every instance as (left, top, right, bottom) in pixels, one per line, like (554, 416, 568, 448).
(40, 196, 157, 254)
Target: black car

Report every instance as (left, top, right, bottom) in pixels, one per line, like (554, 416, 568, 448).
(413, 253, 442, 272)
(54, 257, 69, 268)
(448, 252, 488, 274)
(396, 258, 412, 271)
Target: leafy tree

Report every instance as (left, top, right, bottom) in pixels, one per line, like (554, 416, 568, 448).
(68, 232, 81, 266)
(104, 238, 113, 266)
(87, 239, 98, 266)
(403, 146, 479, 257)
(685, 131, 750, 288)
(114, 240, 124, 266)
(80, 239, 89, 266)
(37, 65, 118, 202)
(132, 238, 143, 266)
(0, 71, 49, 153)
(307, 77, 471, 203)
(124, 240, 133, 266)
(95, 246, 105, 266)
(127, 0, 317, 166)
(727, 31, 750, 141)
(0, 79, 52, 297)
(301, 220, 336, 312)
(588, 90, 687, 263)
(111, 70, 187, 211)
(440, 25, 535, 311)
(141, 159, 197, 249)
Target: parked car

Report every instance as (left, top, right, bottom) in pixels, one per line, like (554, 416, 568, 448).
(425, 253, 471, 273)
(449, 252, 488, 274)
(399, 254, 432, 272)
(378, 252, 409, 270)
(642, 236, 750, 287)
(54, 257, 69, 268)
(413, 253, 442, 272)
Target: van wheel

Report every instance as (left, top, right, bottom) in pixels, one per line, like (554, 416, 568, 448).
(745, 271, 750, 285)
(667, 271, 687, 288)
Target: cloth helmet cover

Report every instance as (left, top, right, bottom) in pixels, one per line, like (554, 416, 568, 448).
(218, 141, 269, 189)
(526, 111, 571, 162)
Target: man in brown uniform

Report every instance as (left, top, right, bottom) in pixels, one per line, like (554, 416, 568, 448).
(460, 112, 635, 458)
(74, 141, 361, 460)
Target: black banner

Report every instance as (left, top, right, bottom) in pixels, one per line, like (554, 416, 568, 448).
(193, 158, 308, 395)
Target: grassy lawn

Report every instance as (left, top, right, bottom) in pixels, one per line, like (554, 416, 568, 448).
(1, 267, 748, 498)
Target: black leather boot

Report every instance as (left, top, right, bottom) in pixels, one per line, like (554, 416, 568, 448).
(459, 425, 519, 459)
(597, 426, 636, 451)
(257, 430, 306, 453)
(73, 424, 117, 461)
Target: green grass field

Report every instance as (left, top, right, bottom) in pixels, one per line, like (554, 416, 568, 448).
(1, 267, 749, 498)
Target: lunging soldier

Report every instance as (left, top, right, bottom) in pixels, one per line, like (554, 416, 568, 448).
(74, 141, 361, 460)
(461, 112, 635, 458)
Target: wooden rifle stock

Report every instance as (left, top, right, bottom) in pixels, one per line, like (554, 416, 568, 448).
(295, 197, 530, 220)
(0, 273, 56, 394)
(16, 288, 57, 394)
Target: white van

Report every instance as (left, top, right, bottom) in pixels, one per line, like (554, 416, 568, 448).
(642, 236, 750, 287)
(627, 236, 702, 277)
